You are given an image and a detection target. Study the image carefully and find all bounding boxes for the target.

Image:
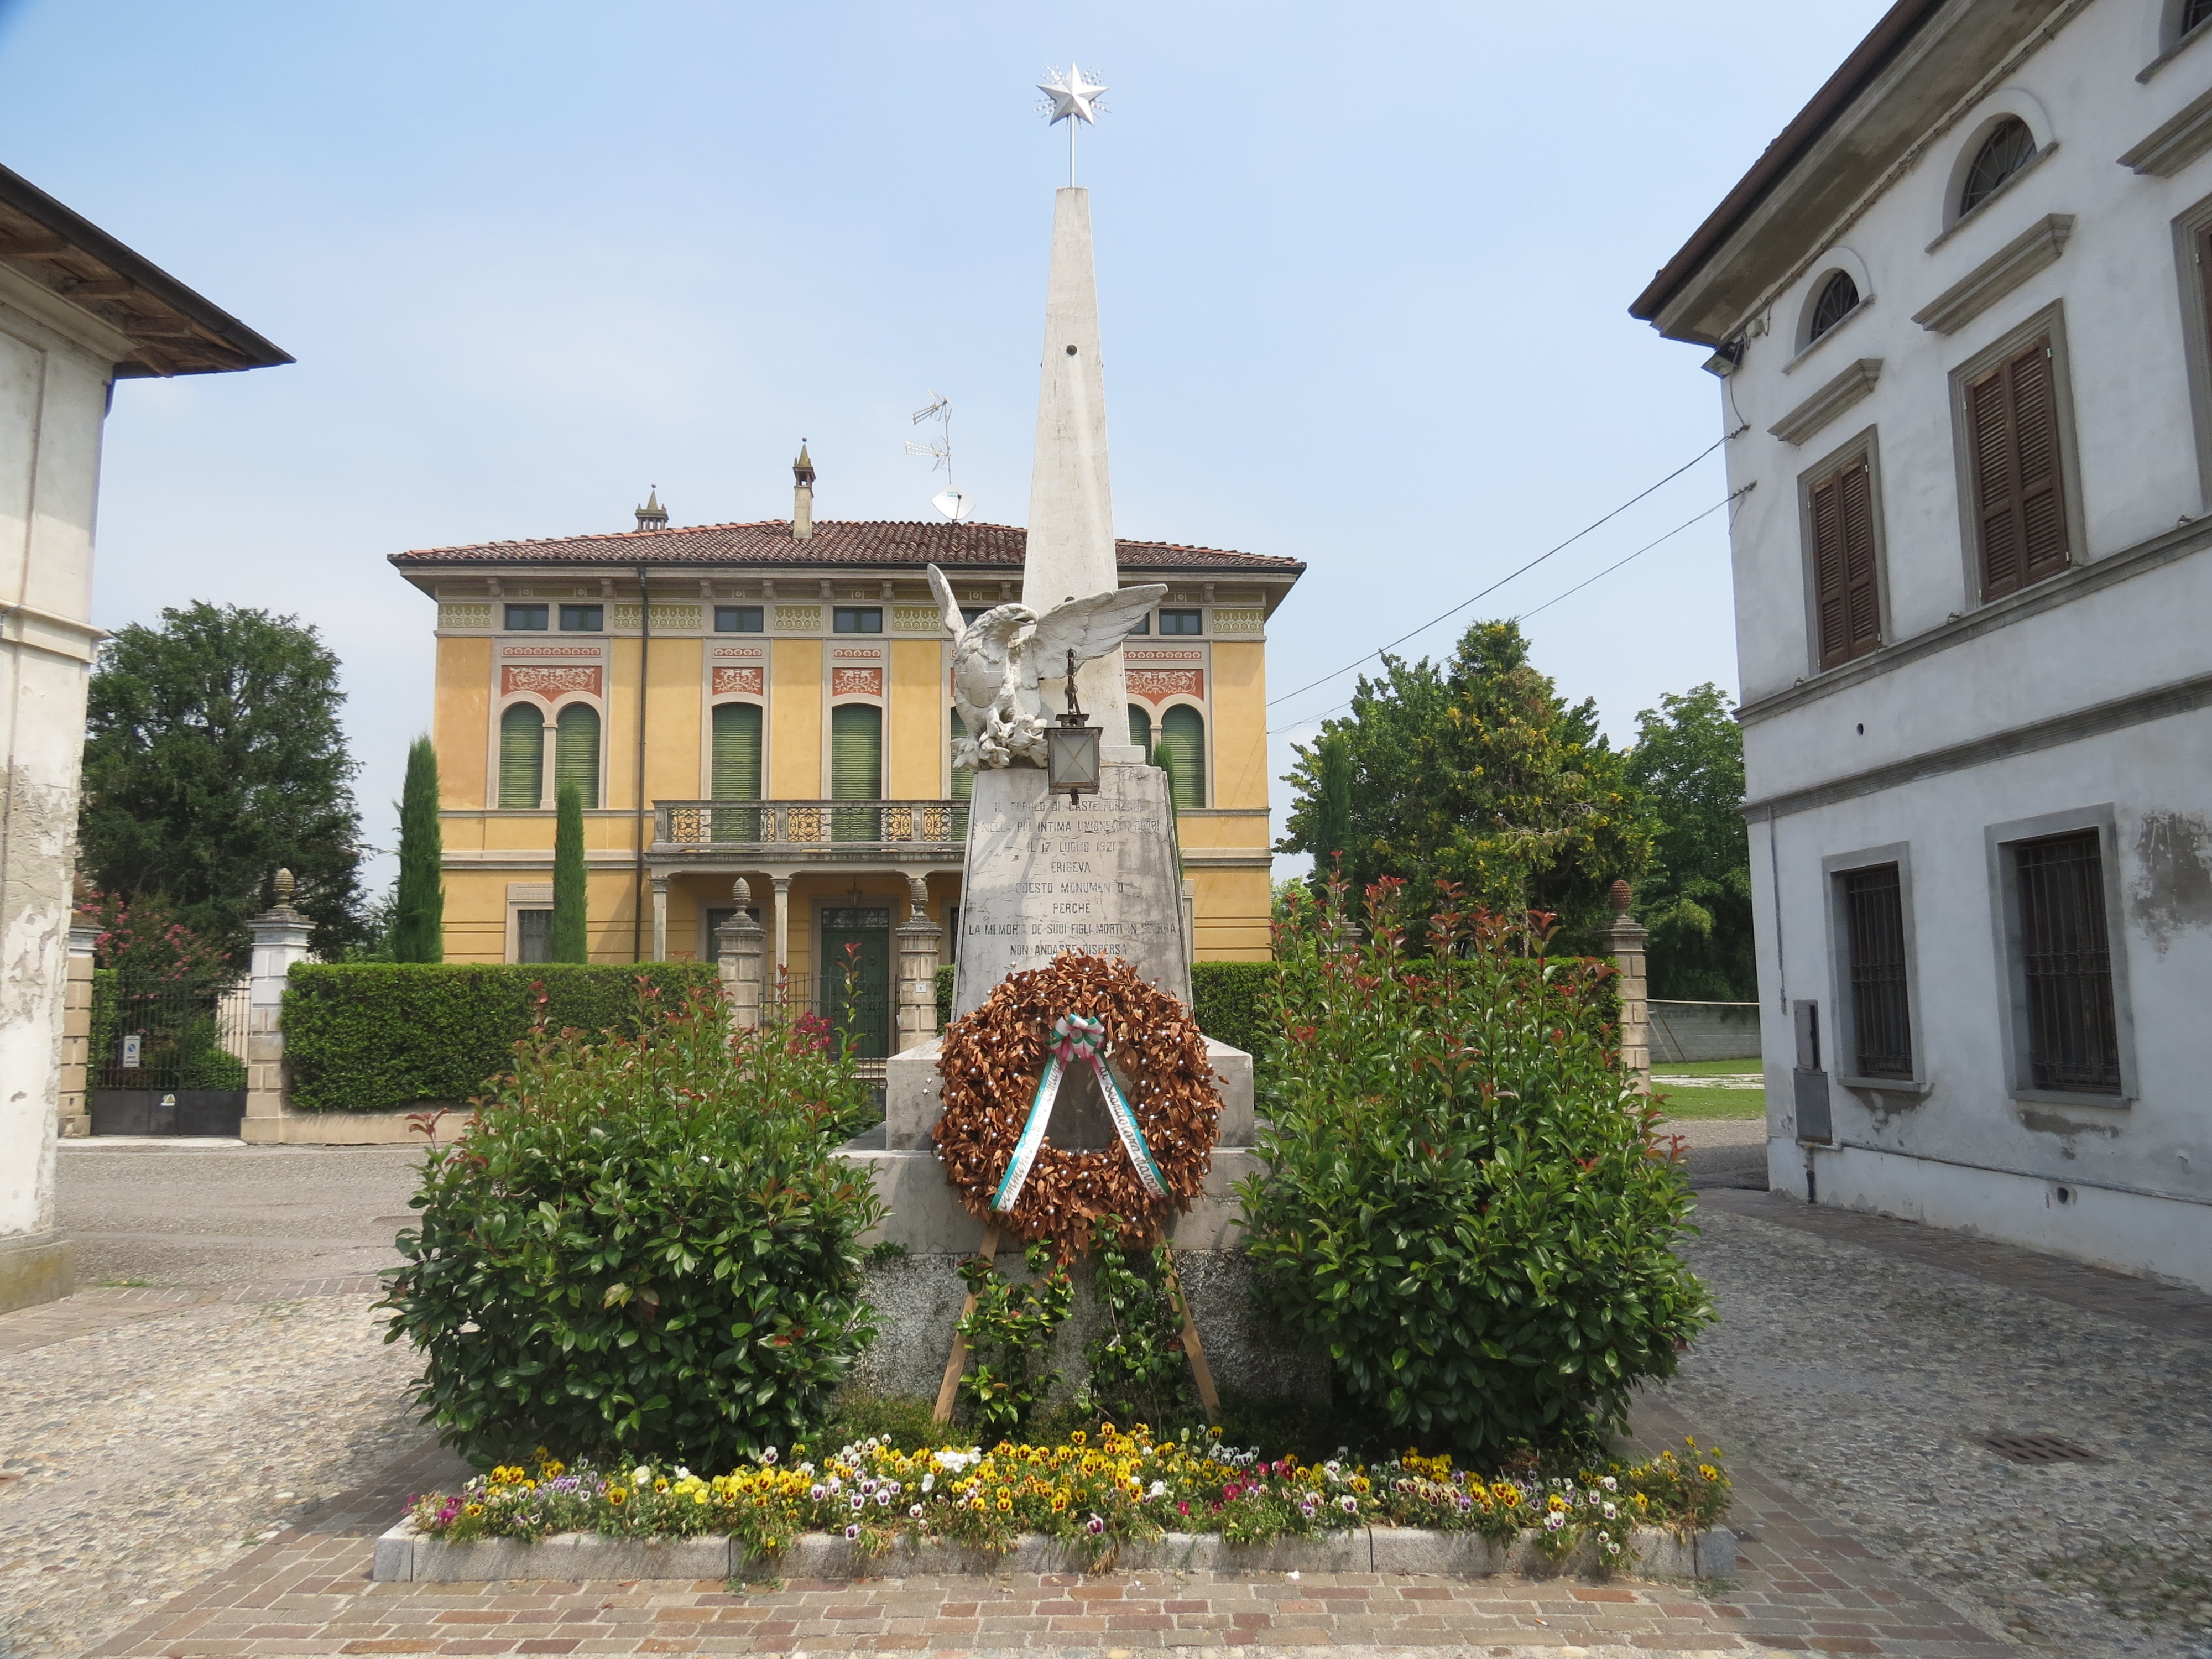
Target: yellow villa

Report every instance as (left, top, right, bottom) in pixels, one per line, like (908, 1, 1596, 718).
(389, 459, 1303, 1053)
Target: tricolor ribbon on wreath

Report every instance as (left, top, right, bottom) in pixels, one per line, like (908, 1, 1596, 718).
(992, 1013, 1168, 1212)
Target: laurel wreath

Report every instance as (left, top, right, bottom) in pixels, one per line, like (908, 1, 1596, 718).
(932, 951, 1220, 1261)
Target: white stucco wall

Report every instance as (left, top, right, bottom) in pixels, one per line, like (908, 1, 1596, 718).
(0, 279, 111, 1249)
(1705, 0, 2212, 1287)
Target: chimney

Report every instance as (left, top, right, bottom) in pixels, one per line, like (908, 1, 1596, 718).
(792, 442, 815, 542)
(634, 487, 667, 531)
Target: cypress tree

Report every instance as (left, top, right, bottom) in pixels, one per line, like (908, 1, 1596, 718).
(389, 737, 444, 962)
(551, 780, 588, 962)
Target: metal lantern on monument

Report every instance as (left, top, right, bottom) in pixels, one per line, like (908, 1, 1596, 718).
(1044, 649, 1102, 806)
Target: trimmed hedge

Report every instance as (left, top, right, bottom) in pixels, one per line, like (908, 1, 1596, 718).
(933, 954, 1619, 1099)
(283, 962, 719, 1113)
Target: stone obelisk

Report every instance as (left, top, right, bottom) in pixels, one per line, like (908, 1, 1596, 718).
(1022, 186, 1134, 756)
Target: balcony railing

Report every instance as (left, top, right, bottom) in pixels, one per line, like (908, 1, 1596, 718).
(653, 799, 969, 854)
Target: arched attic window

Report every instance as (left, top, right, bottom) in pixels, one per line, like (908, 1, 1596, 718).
(2187, 0, 2212, 39)
(1808, 271, 1860, 342)
(1959, 117, 2038, 216)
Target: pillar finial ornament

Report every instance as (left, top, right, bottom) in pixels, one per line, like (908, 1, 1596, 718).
(273, 868, 295, 905)
(733, 877, 752, 906)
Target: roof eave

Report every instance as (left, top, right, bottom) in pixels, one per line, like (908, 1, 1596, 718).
(0, 163, 293, 376)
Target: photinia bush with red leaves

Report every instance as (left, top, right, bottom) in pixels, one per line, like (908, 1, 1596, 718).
(1238, 872, 1712, 1460)
(382, 981, 884, 1469)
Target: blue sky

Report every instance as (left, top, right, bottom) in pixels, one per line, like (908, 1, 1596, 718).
(0, 1, 1891, 890)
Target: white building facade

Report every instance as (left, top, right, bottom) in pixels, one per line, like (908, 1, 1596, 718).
(1634, 0, 2212, 1288)
(0, 166, 287, 1312)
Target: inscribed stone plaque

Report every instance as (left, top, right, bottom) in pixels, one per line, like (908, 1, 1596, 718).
(950, 760, 1191, 1019)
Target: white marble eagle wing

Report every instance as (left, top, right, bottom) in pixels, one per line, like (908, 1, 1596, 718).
(1019, 585, 1169, 688)
(926, 563, 965, 638)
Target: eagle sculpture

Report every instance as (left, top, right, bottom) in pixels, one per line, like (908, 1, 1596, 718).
(928, 563, 1166, 769)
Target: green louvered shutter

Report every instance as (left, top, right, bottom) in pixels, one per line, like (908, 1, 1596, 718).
(499, 704, 544, 809)
(1127, 705, 1152, 754)
(948, 710, 972, 802)
(1161, 705, 1206, 810)
(712, 702, 763, 799)
(831, 703, 882, 842)
(831, 704, 882, 799)
(554, 703, 600, 808)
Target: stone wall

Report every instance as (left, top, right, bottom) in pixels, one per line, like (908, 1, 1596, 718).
(1647, 1001, 1763, 1064)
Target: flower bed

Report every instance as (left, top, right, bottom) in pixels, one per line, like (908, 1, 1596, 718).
(406, 1426, 1729, 1572)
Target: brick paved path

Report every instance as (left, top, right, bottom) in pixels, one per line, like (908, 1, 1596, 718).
(69, 1420, 2014, 1659)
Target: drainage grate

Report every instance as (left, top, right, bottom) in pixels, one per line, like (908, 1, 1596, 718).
(1981, 1432, 2099, 1465)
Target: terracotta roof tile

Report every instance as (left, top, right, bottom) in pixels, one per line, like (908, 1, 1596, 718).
(389, 518, 1302, 574)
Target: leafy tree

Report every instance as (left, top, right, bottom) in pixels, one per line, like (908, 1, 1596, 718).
(551, 780, 587, 962)
(78, 602, 366, 962)
(1625, 684, 1755, 1000)
(390, 737, 444, 963)
(1303, 728, 1352, 903)
(1277, 620, 1653, 949)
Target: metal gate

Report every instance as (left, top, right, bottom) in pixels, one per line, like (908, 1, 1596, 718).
(88, 972, 249, 1135)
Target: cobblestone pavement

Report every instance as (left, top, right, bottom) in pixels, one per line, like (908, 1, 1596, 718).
(57, 1142, 424, 1288)
(1669, 1192, 2212, 1658)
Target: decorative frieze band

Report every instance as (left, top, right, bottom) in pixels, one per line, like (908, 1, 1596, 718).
(832, 666, 884, 697)
(437, 603, 492, 629)
(1211, 608, 1264, 634)
(712, 666, 764, 695)
(502, 644, 602, 659)
(893, 606, 943, 633)
(775, 604, 822, 632)
(502, 665, 602, 698)
(1128, 669, 1204, 703)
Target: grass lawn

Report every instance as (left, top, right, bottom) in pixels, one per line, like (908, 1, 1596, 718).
(1647, 1084, 1766, 1119)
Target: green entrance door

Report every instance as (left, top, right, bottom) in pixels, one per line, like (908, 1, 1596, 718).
(819, 905, 892, 1058)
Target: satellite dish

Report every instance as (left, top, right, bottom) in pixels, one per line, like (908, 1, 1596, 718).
(933, 488, 973, 523)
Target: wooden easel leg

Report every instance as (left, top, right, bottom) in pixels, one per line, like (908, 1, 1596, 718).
(1157, 1229, 1221, 1421)
(933, 1219, 1001, 1424)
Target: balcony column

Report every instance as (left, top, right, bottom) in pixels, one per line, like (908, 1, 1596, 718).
(716, 878, 768, 1030)
(650, 873, 669, 961)
(772, 875, 791, 988)
(895, 875, 943, 1052)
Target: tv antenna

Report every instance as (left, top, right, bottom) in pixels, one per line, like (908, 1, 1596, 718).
(905, 390, 972, 521)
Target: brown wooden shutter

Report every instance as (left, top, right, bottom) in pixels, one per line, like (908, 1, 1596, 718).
(1969, 334, 2068, 600)
(1811, 457, 1880, 669)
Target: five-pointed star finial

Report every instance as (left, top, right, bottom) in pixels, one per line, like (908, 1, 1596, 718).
(1037, 64, 1107, 127)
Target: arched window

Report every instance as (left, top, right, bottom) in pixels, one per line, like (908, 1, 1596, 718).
(709, 702, 763, 842)
(1959, 117, 2037, 216)
(1160, 705, 1206, 810)
(947, 709, 972, 802)
(1126, 704, 1152, 755)
(1808, 271, 1860, 342)
(498, 703, 544, 809)
(554, 703, 600, 808)
(2187, 0, 2212, 39)
(711, 702, 763, 799)
(831, 703, 882, 841)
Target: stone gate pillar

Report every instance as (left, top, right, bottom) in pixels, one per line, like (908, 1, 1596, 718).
(1603, 879, 1652, 1092)
(241, 870, 315, 1144)
(715, 878, 768, 1030)
(895, 877, 942, 1052)
(57, 924, 96, 1139)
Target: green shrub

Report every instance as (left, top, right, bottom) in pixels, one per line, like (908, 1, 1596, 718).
(1237, 875, 1711, 1459)
(1191, 960, 1280, 1086)
(282, 962, 718, 1112)
(382, 983, 884, 1469)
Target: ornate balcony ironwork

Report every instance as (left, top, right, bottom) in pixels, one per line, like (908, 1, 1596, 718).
(651, 799, 969, 857)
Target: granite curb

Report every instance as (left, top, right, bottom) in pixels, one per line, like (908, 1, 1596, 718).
(372, 1519, 1736, 1583)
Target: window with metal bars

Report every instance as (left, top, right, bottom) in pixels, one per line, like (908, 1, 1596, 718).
(2011, 830, 2121, 1094)
(1840, 864, 1913, 1079)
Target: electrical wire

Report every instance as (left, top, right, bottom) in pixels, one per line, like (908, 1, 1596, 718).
(1266, 481, 1751, 738)
(1264, 431, 1737, 711)
(1512, 484, 1752, 624)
